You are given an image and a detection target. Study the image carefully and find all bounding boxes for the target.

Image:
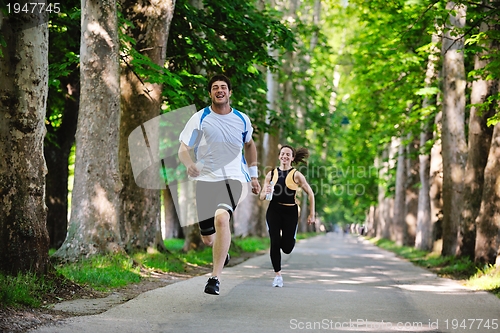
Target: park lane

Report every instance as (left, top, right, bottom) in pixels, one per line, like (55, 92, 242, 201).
(32, 232, 500, 333)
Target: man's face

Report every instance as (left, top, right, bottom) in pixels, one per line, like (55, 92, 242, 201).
(209, 80, 232, 105)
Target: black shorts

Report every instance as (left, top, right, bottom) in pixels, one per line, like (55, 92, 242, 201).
(196, 180, 243, 236)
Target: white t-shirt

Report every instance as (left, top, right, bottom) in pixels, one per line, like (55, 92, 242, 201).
(179, 106, 253, 182)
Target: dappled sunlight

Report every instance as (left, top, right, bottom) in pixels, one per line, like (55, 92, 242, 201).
(330, 279, 366, 284)
(315, 273, 340, 278)
(353, 276, 380, 283)
(394, 282, 471, 294)
(87, 22, 114, 48)
(329, 267, 372, 274)
(325, 288, 357, 293)
(92, 184, 116, 222)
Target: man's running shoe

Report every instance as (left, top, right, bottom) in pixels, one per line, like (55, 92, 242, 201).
(224, 253, 230, 266)
(204, 276, 220, 295)
(272, 275, 283, 287)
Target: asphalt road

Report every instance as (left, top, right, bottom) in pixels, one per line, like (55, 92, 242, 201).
(31, 233, 500, 333)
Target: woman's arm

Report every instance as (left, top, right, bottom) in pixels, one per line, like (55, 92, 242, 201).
(295, 171, 315, 224)
(260, 171, 273, 201)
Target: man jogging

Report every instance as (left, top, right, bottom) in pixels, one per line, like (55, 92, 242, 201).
(178, 74, 261, 295)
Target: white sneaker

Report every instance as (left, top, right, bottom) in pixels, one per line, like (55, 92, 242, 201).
(272, 275, 283, 287)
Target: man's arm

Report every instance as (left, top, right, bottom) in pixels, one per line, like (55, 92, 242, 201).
(244, 139, 258, 168)
(178, 141, 200, 178)
(244, 139, 261, 194)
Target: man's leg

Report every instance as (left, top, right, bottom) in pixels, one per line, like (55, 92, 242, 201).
(200, 180, 242, 294)
(211, 209, 231, 278)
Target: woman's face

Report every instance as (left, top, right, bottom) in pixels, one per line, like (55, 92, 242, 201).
(279, 147, 294, 165)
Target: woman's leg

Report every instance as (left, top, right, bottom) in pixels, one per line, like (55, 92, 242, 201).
(280, 205, 299, 254)
(266, 203, 283, 273)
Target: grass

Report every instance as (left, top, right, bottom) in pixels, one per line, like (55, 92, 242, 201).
(367, 237, 500, 298)
(1, 233, 319, 308)
(232, 235, 270, 253)
(466, 265, 500, 295)
(55, 254, 142, 291)
(0, 272, 56, 308)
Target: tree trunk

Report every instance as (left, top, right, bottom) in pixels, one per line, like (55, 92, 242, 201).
(376, 144, 396, 240)
(416, 31, 440, 251)
(365, 205, 376, 237)
(393, 139, 406, 245)
(54, 0, 123, 260)
(181, 180, 202, 251)
(405, 135, 419, 246)
(0, 7, 50, 274)
(177, 0, 206, 250)
(429, 111, 443, 252)
(440, 2, 467, 256)
(457, 7, 498, 259)
(253, 56, 281, 237)
(163, 187, 182, 239)
(416, 121, 433, 251)
(475, 123, 500, 264)
(118, 0, 175, 253)
(299, 0, 321, 233)
(45, 77, 79, 249)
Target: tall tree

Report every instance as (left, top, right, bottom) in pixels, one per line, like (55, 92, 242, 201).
(45, 75, 79, 250)
(475, 121, 500, 265)
(45, 2, 81, 249)
(429, 111, 444, 251)
(393, 139, 406, 245)
(457, 1, 498, 259)
(415, 31, 440, 251)
(54, 0, 123, 260)
(166, 0, 294, 240)
(473, 2, 500, 264)
(404, 135, 419, 246)
(118, 0, 176, 252)
(0, 3, 50, 274)
(440, 2, 467, 256)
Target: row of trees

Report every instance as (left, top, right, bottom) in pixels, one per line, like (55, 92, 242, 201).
(0, 0, 302, 275)
(330, 0, 500, 265)
(2, 0, 498, 277)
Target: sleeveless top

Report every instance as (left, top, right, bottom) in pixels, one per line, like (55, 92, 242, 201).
(270, 168, 299, 204)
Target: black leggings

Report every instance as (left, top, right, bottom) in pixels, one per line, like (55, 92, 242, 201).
(266, 201, 299, 272)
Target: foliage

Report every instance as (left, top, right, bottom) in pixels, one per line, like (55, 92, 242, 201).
(45, 1, 80, 142)
(323, 0, 436, 224)
(117, 9, 189, 108)
(165, 0, 295, 129)
(309, 0, 496, 225)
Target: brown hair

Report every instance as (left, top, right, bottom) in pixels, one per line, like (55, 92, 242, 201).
(207, 74, 232, 92)
(280, 144, 309, 166)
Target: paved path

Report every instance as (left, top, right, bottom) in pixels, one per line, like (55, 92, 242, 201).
(32, 233, 500, 333)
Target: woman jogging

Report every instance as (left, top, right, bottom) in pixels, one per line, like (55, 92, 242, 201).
(260, 145, 315, 287)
